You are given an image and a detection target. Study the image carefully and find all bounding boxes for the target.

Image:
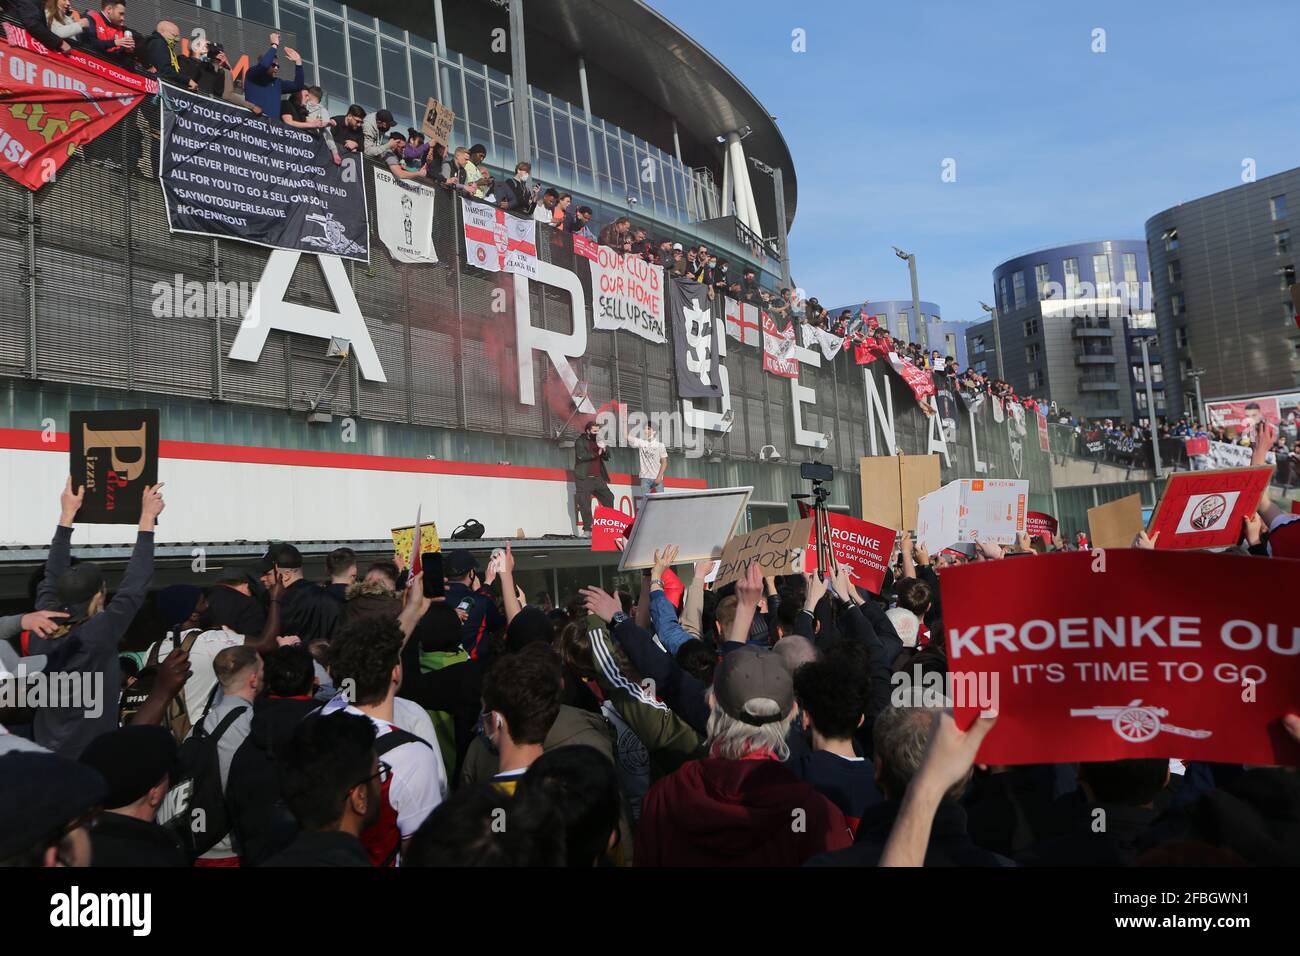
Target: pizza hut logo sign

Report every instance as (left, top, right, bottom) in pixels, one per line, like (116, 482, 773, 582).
(1176, 491, 1239, 534)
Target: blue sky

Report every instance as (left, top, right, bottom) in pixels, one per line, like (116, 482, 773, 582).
(646, 0, 1300, 323)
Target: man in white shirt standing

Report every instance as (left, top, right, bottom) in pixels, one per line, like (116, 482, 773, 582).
(625, 418, 668, 505)
(324, 615, 447, 866)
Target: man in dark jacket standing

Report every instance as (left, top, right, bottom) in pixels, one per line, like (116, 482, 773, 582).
(265, 542, 339, 649)
(78, 725, 189, 866)
(443, 552, 504, 661)
(30, 479, 162, 758)
(497, 161, 540, 215)
(143, 20, 184, 87)
(245, 32, 305, 120)
(574, 418, 613, 535)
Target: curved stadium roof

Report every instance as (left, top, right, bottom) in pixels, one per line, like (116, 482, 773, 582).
(353, 0, 797, 230)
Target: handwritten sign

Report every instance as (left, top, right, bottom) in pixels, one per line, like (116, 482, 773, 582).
(713, 518, 813, 588)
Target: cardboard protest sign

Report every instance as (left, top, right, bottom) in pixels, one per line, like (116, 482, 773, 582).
(859, 454, 941, 532)
(1026, 511, 1058, 539)
(391, 522, 441, 560)
(590, 506, 634, 552)
(914, 479, 1028, 553)
(69, 410, 159, 524)
(618, 487, 751, 571)
(946, 550, 1300, 766)
(1087, 494, 1144, 549)
(1147, 467, 1273, 550)
(420, 98, 456, 148)
(713, 518, 813, 588)
(800, 512, 896, 593)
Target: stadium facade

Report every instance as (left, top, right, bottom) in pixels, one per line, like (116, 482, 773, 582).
(0, 0, 1051, 598)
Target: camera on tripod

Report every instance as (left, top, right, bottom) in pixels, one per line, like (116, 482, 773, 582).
(793, 463, 836, 579)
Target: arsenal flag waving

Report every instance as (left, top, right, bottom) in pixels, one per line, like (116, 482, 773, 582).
(0, 25, 156, 191)
(462, 197, 538, 278)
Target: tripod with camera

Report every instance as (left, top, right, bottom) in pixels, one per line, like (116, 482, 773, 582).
(792, 462, 839, 582)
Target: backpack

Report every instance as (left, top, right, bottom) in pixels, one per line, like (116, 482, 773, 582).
(363, 726, 432, 867)
(159, 687, 249, 858)
(119, 629, 204, 742)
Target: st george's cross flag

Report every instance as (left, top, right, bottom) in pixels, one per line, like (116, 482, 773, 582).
(462, 198, 538, 278)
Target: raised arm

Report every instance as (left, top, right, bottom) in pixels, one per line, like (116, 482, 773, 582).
(37, 478, 83, 611)
(95, 485, 165, 637)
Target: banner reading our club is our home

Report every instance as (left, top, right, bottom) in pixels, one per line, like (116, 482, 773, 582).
(0, 24, 156, 190)
(160, 88, 369, 261)
(590, 244, 665, 343)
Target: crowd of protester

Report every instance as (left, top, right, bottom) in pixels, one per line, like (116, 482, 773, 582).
(3, 415, 1299, 868)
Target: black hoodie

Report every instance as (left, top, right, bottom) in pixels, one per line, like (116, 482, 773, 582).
(225, 695, 318, 865)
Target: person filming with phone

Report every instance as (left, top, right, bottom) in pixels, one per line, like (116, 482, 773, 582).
(442, 552, 504, 662)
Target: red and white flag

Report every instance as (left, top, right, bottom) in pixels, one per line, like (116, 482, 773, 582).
(724, 296, 761, 347)
(886, 351, 936, 406)
(462, 198, 538, 278)
(762, 313, 799, 378)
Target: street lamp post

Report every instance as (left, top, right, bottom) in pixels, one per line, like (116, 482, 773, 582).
(1187, 367, 1207, 426)
(979, 301, 1005, 379)
(1139, 336, 1163, 476)
(892, 247, 929, 350)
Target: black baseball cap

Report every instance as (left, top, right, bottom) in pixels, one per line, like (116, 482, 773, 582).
(375, 109, 395, 125)
(56, 562, 105, 605)
(444, 550, 479, 578)
(264, 542, 303, 570)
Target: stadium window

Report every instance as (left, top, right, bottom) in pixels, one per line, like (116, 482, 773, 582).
(1271, 195, 1288, 220)
(1175, 326, 1188, 348)
(1281, 264, 1296, 291)
(313, 14, 346, 82)
(1025, 342, 1042, 363)
(1012, 271, 1026, 309)
(1277, 230, 1291, 255)
(1023, 317, 1039, 337)
(1162, 229, 1179, 252)
(240, 0, 274, 27)
(380, 40, 411, 105)
(999, 276, 1009, 313)
(971, 335, 985, 354)
(1027, 369, 1043, 389)
(1171, 293, 1184, 316)
(348, 28, 381, 91)
(1168, 260, 1181, 284)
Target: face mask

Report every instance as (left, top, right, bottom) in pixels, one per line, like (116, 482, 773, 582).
(519, 173, 529, 182)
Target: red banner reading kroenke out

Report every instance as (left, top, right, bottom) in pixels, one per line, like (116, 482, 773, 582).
(590, 505, 633, 552)
(0, 25, 154, 191)
(1026, 511, 1058, 539)
(800, 510, 896, 594)
(946, 550, 1300, 766)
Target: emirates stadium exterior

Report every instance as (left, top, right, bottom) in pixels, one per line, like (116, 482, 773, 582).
(0, 0, 1051, 598)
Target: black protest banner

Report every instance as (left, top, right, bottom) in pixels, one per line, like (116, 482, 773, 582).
(159, 88, 368, 261)
(69, 410, 159, 524)
(669, 277, 722, 399)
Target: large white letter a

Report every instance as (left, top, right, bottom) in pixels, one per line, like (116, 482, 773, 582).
(230, 251, 387, 382)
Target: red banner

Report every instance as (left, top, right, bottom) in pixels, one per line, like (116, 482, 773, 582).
(947, 550, 1300, 766)
(853, 338, 885, 365)
(0, 25, 154, 191)
(572, 234, 598, 261)
(1184, 436, 1210, 457)
(886, 351, 936, 406)
(798, 508, 897, 594)
(1026, 511, 1058, 539)
(1147, 467, 1273, 550)
(590, 505, 633, 551)
(1293, 501, 1300, 515)
(1036, 411, 1050, 452)
(761, 313, 799, 379)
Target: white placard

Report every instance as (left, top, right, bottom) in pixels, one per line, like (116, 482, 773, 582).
(914, 479, 1029, 552)
(617, 486, 752, 571)
(374, 168, 439, 264)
